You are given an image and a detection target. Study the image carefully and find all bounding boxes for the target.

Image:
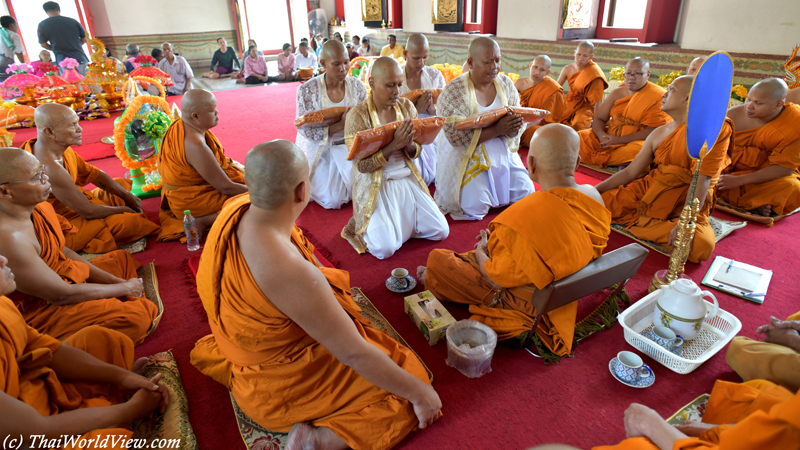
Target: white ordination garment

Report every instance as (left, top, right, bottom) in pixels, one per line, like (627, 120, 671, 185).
(435, 73, 535, 220)
(400, 65, 446, 185)
(295, 75, 367, 209)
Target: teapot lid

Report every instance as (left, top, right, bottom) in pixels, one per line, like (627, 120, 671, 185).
(671, 278, 700, 295)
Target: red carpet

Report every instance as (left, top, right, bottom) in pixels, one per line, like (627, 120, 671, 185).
(77, 84, 799, 449)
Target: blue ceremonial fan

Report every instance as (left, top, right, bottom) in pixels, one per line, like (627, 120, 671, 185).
(685, 52, 734, 159)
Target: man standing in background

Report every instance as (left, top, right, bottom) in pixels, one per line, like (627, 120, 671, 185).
(37, 1, 89, 75)
(0, 16, 25, 81)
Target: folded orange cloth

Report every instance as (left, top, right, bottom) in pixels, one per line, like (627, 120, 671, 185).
(401, 89, 443, 104)
(295, 106, 349, 128)
(454, 106, 550, 130)
(347, 116, 445, 161)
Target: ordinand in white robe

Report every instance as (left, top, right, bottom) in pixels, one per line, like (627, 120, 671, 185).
(295, 75, 367, 209)
(435, 72, 535, 220)
(341, 95, 449, 260)
(400, 65, 446, 185)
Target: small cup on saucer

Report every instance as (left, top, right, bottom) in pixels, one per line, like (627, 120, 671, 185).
(649, 325, 684, 353)
(615, 351, 652, 384)
(386, 268, 416, 293)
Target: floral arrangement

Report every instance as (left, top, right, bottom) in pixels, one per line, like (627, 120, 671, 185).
(5, 63, 32, 75)
(731, 85, 748, 102)
(431, 63, 464, 83)
(610, 66, 625, 83)
(500, 72, 520, 82)
(59, 58, 80, 69)
(38, 63, 59, 75)
(134, 55, 158, 66)
(656, 71, 683, 89)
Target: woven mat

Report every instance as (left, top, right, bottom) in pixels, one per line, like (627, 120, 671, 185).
(666, 393, 710, 425)
(79, 237, 147, 261)
(715, 199, 800, 227)
(138, 262, 164, 337)
(611, 216, 747, 257)
(131, 350, 198, 450)
(579, 162, 620, 175)
(231, 287, 432, 450)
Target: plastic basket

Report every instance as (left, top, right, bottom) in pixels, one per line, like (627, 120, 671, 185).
(619, 290, 742, 374)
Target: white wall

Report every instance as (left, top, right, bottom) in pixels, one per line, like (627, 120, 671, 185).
(403, 0, 434, 33)
(676, 0, 800, 55)
(343, 0, 365, 28)
(87, 0, 234, 36)
(496, 0, 560, 41)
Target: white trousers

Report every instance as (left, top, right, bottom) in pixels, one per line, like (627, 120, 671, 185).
(307, 143, 353, 210)
(413, 140, 438, 186)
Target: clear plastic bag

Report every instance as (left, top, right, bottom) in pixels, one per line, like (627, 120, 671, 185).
(445, 320, 498, 378)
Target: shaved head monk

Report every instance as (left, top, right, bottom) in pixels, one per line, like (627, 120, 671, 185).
(158, 89, 247, 240)
(0, 149, 158, 343)
(419, 124, 611, 357)
(295, 39, 366, 209)
(593, 379, 800, 450)
(402, 33, 446, 185)
(22, 103, 160, 254)
(718, 78, 800, 217)
(596, 76, 734, 263)
(578, 57, 672, 167)
(436, 37, 535, 220)
(686, 56, 705, 76)
(556, 41, 608, 131)
(0, 253, 169, 446)
(341, 57, 448, 258)
(515, 55, 566, 147)
(190, 140, 441, 449)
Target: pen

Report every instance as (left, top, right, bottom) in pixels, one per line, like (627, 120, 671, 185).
(726, 259, 734, 273)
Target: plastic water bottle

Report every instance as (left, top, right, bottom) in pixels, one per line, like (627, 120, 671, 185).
(183, 210, 200, 251)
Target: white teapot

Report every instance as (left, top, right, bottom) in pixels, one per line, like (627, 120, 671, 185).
(653, 279, 718, 340)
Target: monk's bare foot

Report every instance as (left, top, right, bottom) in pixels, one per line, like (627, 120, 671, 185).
(132, 357, 149, 375)
(286, 423, 347, 450)
(417, 266, 427, 285)
(753, 204, 773, 217)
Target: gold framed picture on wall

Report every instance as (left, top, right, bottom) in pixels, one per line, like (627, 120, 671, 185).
(432, 0, 458, 24)
(362, 0, 383, 22)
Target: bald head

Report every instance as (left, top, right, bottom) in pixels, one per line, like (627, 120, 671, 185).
(370, 56, 402, 82)
(750, 78, 789, 102)
(533, 55, 552, 70)
(0, 148, 37, 184)
(34, 103, 75, 129)
(672, 75, 694, 96)
(687, 56, 705, 75)
(406, 33, 428, 51)
(529, 124, 580, 175)
(627, 57, 650, 72)
(468, 36, 499, 59)
(320, 39, 347, 61)
(245, 140, 308, 210)
(577, 41, 594, 53)
(181, 89, 216, 116)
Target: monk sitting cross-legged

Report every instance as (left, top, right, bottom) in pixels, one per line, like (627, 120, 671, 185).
(0, 254, 169, 448)
(516, 55, 566, 148)
(556, 41, 608, 131)
(190, 140, 441, 450)
(596, 76, 734, 263)
(0, 149, 158, 344)
(22, 104, 160, 254)
(158, 89, 248, 241)
(418, 124, 612, 357)
(717, 78, 800, 217)
(578, 58, 672, 167)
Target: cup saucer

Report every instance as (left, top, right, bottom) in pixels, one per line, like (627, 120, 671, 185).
(608, 357, 655, 388)
(670, 346, 684, 357)
(643, 330, 684, 357)
(386, 276, 416, 293)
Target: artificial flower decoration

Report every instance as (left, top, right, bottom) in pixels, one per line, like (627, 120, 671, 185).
(58, 58, 80, 69)
(134, 55, 158, 66)
(38, 63, 60, 75)
(731, 85, 748, 102)
(5, 63, 32, 75)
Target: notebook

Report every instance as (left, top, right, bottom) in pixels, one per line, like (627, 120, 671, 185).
(702, 256, 772, 304)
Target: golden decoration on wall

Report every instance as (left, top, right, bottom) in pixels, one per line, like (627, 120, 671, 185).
(432, 0, 457, 25)
(361, 0, 382, 22)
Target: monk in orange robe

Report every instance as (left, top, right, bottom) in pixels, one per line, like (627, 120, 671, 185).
(0, 149, 158, 344)
(190, 140, 440, 450)
(686, 56, 705, 76)
(516, 55, 566, 147)
(597, 76, 733, 263)
(592, 379, 800, 450)
(0, 254, 169, 447)
(578, 58, 672, 167)
(158, 89, 247, 241)
(23, 103, 160, 254)
(418, 124, 611, 356)
(557, 41, 608, 131)
(718, 78, 800, 216)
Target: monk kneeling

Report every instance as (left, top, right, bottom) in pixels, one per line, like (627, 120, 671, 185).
(23, 104, 160, 254)
(190, 140, 441, 450)
(578, 58, 671, 167)
(158, 89, 248, 241)
(0, 149, 158, 344)
(516, 55, 565, 147)
(596, 76, 734, 263)
(718, 78, 800, 217)
(0, 254, 169, 446)
(419, 124, 611, 357)
(557, 41, 608, 131)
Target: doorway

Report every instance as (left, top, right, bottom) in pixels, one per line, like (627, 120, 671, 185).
(8, 0, 91, 63)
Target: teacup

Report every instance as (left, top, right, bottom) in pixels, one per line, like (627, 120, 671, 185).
(615, 351, 652, 384)
(651, 325, 684, 351)
(389, 268, 411, 291)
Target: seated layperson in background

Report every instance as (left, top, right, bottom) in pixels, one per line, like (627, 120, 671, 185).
(275, 43, 296, 82)
(158, 89, 248, 241)
(237, 45, 271, 85)
(0, 255, 169, 446)
(296, 40, 366, 209)
(190, 140, 441, 450)
(0, 149, 158, 344)
(294, 42, 319, 78)
(401, 33, 446, 185)
(578, 58, 672, 167)
(686, 56, 705, 76)
(516, 55, 565, 148)
(436, 37, 535, 220)
(23, 104, 160, 254)
(124, 43, 141, 73)
(557, 41, 608, 131)
(419, 124, 611, 357)
(718, 78, 800, 217)
(341, 57, 449, 259)
(202, 37, 240, 79)
(158, 42, 193, 96)
(596, 76, 733, 263)
(380, 34, 405, 59)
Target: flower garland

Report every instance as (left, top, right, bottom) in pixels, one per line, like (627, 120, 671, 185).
(114, 95, 171, 172)
(123, 76, 166, 99)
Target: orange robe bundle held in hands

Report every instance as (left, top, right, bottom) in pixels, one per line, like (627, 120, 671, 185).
(157, 118, 246, 241)
(401, 89, 443, 104)
(520, 77, 565, 146)
(347, 116, 445, 161)
(454, 106, 550, 130)
(294, 106, 349, 128)
(189, 195, 431, 450)
(563, 61, 608, 131)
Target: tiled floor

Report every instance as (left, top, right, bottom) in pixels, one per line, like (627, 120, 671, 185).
(190, 61, 291, 92)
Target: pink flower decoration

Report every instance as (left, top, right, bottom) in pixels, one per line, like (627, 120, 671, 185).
(59, 58, 80, 69)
